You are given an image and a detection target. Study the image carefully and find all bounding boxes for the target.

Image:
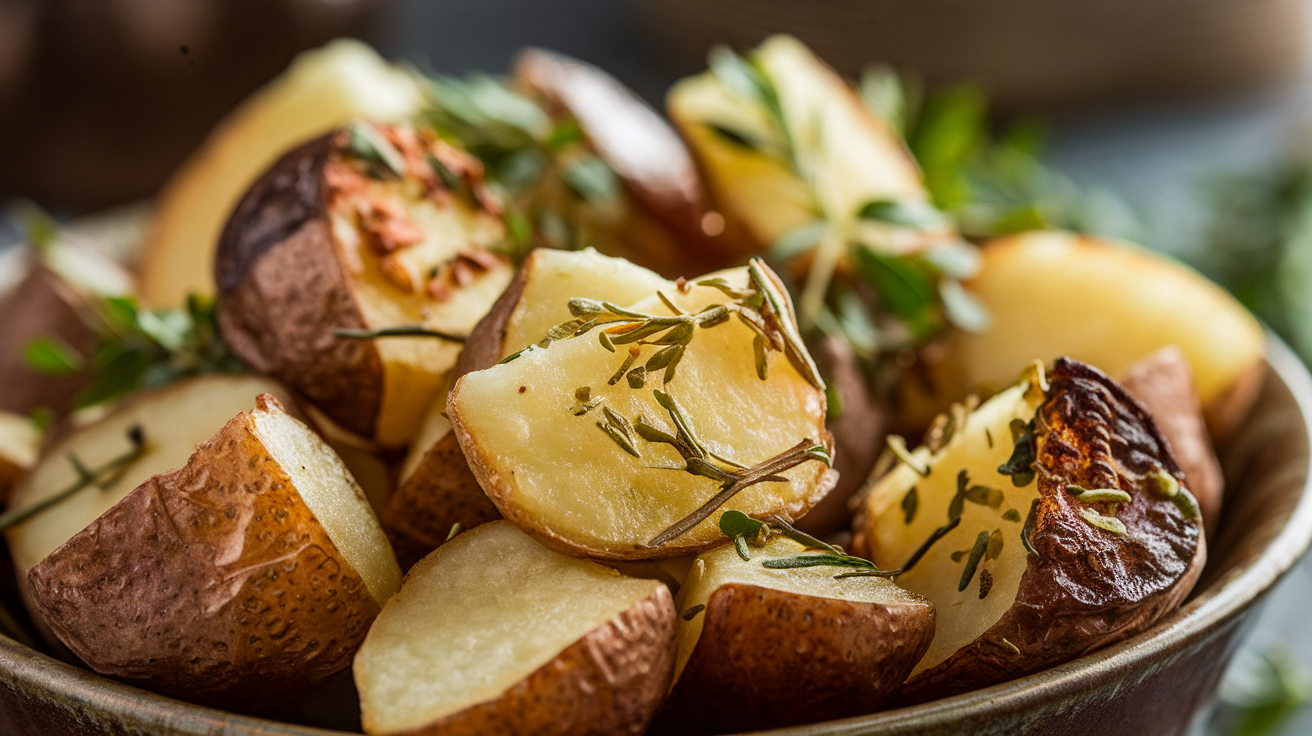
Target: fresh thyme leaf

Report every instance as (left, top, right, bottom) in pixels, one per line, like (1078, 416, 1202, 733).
(1002, 508, 1021, 523)
(1080, 508, 1128, 536)
(626, 366, 647, 389)
(334, 326, 468, 342)
(706, 123, 761, 151)
(770, 220, 829, 262)
(23, 337, 86, 375)
(562, 154, 620, 204)
(886, 435, 928, 477)
(346, 121, 407, 179)
(752, 334, 770, 381)
(597, 406, 642, 459)
(900, 515, 961, 573)
(1067, 486, 1132, 504)
(957, 531, 989, 592)
(719, 509, 765, 539)
(901, 486, 919, 524)
(939, 279, 991, 334)
(762, 553, 878, 570)
(768, 515, 842, 555)
(998, 418, 1038, 487)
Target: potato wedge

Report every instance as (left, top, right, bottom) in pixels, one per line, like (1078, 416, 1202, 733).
(667, 34, 928, 259)
(354, 521, 675, 736)
(514, 49, 731, 275)
(383, 249, 672, 570)
(855, 358, 1204, 703)
(216, 122, 513, 447)
(141, 39, 424, 308)
(27, 394, 399, 708)
(660, 536, 933, 733)
(449, 261, 834, 560)
(5, 374, 296, 583)
(0, 412, 40, 502)
(1123, 347, 1224, 540)
(897, 231, 1266, 441)
(0, 265, 100, 417)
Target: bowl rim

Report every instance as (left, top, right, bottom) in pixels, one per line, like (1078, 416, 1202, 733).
(0, 339, 1310, 736)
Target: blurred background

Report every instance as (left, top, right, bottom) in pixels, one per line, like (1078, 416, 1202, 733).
(4, 0, 1312, 732)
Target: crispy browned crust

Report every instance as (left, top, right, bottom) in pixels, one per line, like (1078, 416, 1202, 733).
(658, 583, 933, 734)
(798, 333, 885, 535)
(383, 431, 501, 571)
(216, 135, 383, 438)
(397, 585, 676, 736)
(0, 265, 99, 417)
(26, 395, 381, 709)
(1123, 346, 1224, 540)
(897, 357, 1205, 705)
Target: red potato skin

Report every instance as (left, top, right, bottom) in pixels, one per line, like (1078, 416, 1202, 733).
(656, 583, 934, 735)
(216, 135, 384, 439)
(0, 265, 99, 417)
(390, 586, 677, 736)
(893, 358, 1205, 705)
(26, 395, 381, 710)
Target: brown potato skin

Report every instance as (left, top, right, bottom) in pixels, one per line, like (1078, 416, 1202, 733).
(451, 260, 530, 381)
(658, 583, 933, 734)
(895, 357, 1205, 705)
(1122, 346, 1224, 540)
(26, 395, 381, 709)
(216, 134, 384, 439)
(391, 586, 676, 736)
(383, 431, 500, 572)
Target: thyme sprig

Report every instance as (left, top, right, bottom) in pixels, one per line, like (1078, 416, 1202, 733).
(715, 510, 897, 578)
(0, 426, 146, 532)
(334, 326, 468, 342)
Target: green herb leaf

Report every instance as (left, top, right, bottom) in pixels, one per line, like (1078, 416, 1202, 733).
(998, 418, 1038, 487)
(762, 553, 878, 570)
(334, 326, 468, 342)
(23, 338, 85, 375)
(856, 199, 949, 230)
(769, 220, 828, 262)
(562, 155, 620, 204)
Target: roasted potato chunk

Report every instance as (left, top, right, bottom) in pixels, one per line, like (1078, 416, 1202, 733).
(354, 521, 675, 736)
(27, 394, 400, 708)
(660, 536, 933, 733)
(216, 122, 513, 447)
(448, 261, 834, 560)
(855, 358, 1204, 703)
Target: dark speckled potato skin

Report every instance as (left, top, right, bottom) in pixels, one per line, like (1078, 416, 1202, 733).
(896, 357, 1206, 705)
(657, 583, 934, 734)
(397, 586, 676, 736)
(383, 432, 501, 572)
(26, 397, 381, 710)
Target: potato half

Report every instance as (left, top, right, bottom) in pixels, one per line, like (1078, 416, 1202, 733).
(140, 39, 424, 308)
(385, 248, 670, 569)
(660, 536, 933, 733)
(26, 394, 400, 708)
(667, 34, 928, 259)
(897, 231, 1266, 440)
(354, 521, 675, 736)
(855, 357, 1204, 703)
(5, 374, 296, 583)
(448, 262, 833, 560)
(216, 122, 513, 447)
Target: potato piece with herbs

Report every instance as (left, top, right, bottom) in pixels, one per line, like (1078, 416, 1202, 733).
(385, 248, 672, 570)
(354, 521, 675, 736)
(667, 34, 931, 261)
(27, 394, 400, 709)
(854, 357, 1204, 703)
(660, 532, 933, 733)
(216, 121, 513, 447)
(448, 259, 835, 560)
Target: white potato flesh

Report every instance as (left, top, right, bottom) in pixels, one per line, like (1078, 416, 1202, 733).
(354, 521, 665, 735)
(0, 411, 40, 476)
(6, 375, 294, 576)
(141, 39, 424, 307)
(329, 179, 511, 448)
(668, 35, 925, 248)
(251, 404, 401, 607)
(450, 267, 829, 557)
(503, 248, 672, 356)
(938, 231, 1264, 415)
(674, 536, 924, 680)
(864, 381, 1044, 676)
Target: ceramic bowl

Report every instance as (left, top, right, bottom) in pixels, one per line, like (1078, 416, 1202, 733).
(0, 339, 1310, 735)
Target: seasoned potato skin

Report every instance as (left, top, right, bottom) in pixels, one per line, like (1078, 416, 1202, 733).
(894, 358, 1205, 704)
(388, 586, 676, 736)
(216, 134, 384, 438)
(26, 395, 381, 709)
(382, 431, 499, 572)
(659, 582, 933, 734)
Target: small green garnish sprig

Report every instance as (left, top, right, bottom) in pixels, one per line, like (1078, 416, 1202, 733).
(593, 391, 830, 549)
(715, 510, 898, 579)
(0, 426, 146, 532)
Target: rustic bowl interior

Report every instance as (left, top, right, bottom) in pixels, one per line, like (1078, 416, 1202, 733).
(0, 340, 1309, 736)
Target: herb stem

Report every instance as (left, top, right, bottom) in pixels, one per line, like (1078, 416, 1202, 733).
(334, 326, 468, 342)
(0, 427, 147, 532)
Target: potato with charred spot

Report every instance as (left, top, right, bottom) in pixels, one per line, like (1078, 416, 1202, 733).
(855, 357, 1204, 703)
(216, 121, 513, 448)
